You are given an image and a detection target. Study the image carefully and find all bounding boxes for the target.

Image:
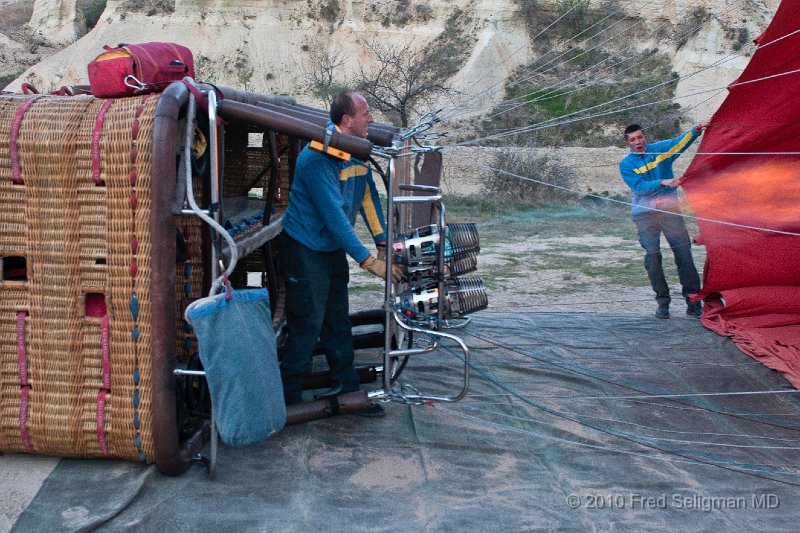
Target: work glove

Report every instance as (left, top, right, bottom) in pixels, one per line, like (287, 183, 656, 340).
(360, 255, 402, 283)
(376, 243, 387, 261)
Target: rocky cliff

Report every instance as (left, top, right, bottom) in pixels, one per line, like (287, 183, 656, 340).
(3, 0, 783, 126)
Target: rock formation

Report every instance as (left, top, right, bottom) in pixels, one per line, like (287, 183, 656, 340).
(4, 0, 784, 124)
(28, 0, 86, 45)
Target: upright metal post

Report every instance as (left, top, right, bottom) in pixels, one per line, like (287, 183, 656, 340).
(382, 157, 396, 393)
(208, 90, 220, 284)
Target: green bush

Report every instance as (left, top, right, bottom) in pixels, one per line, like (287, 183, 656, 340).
(483, 149, 579, 206)
(319, 0, 340, 23)
(79, 0, 107, 29)
(0, 70, 23, 90)
(481, 44, 681, 147)
(119, 0, 174, 16)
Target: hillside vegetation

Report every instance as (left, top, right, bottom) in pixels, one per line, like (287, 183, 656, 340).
(0, 0, 779, 150)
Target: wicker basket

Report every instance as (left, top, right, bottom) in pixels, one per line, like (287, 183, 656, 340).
(0, 85, 298, 473)
(0, 81, 403, 474)
(0, 93, 159, 461)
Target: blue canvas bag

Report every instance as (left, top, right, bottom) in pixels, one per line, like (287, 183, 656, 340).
(186, 288, 286, 446)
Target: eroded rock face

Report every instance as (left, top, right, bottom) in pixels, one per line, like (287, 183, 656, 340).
(28, 0, 86, 45)
(5, 0, 783, 121)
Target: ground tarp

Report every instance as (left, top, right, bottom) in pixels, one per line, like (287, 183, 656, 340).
(12, 312, 800, 532)
(681, 0, 800, 385)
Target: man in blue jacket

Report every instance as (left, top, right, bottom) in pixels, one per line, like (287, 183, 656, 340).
(279, 91, 400, 414)
(619, 121, 708, 319)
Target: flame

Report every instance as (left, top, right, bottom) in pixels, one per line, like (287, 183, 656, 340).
(686, 160, 800, 233)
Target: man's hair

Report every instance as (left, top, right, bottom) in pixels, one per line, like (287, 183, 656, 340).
(330, 92, 357, 125)
(624, 123, 643, 139)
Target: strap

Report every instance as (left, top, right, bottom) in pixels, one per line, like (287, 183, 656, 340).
(92, 99, 115, 186)
(101, 316, 111, 390)
(16, 311, 28, 386)
(180, 79, 228, 126)
(309, 125, 350, 161)
(96, 389, 109, 456)
(322, 124, 334, 153)
(325, 395, 341, 417)
(10, 97, 40, 184)
(51, 85, 75, 96)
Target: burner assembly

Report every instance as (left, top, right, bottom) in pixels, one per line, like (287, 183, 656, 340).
(393, 223, 488, 326)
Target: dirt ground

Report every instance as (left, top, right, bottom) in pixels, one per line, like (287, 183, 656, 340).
(348, 202, 708, 318)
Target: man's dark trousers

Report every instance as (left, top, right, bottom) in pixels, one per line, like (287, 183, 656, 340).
(279, 233, 360, 404)
(633, 210, 701, 308)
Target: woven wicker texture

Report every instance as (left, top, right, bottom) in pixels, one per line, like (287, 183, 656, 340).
(175, 215, 203, 359)
(0, 94, 157, 462)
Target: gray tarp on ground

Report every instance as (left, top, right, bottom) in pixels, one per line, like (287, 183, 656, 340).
(14, 313, 800, 531)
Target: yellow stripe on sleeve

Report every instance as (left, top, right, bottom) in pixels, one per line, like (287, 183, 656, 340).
(632, 132, 695, 174)
(339, 164, 369, 181)
(361, 184, 383, 236)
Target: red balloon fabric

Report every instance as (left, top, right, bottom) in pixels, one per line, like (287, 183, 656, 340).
(681, 0, 800, 386)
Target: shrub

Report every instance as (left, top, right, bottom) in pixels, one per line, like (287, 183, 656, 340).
(480, 45, 681, 147)
(483, 149, 578, 206)
(119, 0, 174, 15)
(0, 70, 24, 90)
(726, 26, 751, 52)
(0, 2, 32, 33)
(555, 0, 591, 32)
(674, 6, 708, 48)
(319, 0, 340, 23)
(79, 0, 107, 29)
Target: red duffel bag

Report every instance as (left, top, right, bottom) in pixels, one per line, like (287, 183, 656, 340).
(88, 42, 195, 98)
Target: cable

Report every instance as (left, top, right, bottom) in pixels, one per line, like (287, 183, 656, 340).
(438, 0, 674, 124)
(489, 389, 800, 402)
(482, 166, 800, 237)
(438, 0, 612, 122)
(426, 338, 800, 482)
(394, 300, 800, 431)
(460, 402, 800, 450)
(445, 30, 800, 145)
(442, 2, 745, 124)
(439, 406, 800, 474)
(456, 325, 800, 430)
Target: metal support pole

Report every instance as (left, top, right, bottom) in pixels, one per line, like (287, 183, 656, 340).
(382, 157, 396, 394)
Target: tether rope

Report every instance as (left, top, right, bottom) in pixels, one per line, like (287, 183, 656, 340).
(491, 52, 738, 122)
(396, 303, 800, 431)
(448, 62, 800, 146)
(403, 322, 800, 482)
(439, 25, 800, 145)
(459, 402, 800, 450)
(480, 166, 800, 237)
(438, 0, 695, 123)
(439, 406, 800, 474)
(440, 2, 745, 123)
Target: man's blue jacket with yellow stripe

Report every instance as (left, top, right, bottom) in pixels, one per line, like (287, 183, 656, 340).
(282, 143, 386, 264)
(619, 127, 702, 215)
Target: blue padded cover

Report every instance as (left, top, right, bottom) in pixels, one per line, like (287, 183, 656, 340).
(186, 289, 285, 446)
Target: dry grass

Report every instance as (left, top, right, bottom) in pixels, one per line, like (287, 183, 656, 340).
(348, 199, 707, 316)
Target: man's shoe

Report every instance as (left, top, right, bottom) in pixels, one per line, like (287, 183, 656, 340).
(686, 301, 703, 318)
(354, 401, 386, 418)
(654, 306, 670, 319)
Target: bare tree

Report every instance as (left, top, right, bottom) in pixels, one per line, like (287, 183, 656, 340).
(303, 9, 473, 126)
(303, 45, 348, 102)
(355, 38, 456, 128)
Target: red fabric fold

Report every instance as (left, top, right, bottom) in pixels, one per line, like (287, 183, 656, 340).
(681, 0, 800, 384)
